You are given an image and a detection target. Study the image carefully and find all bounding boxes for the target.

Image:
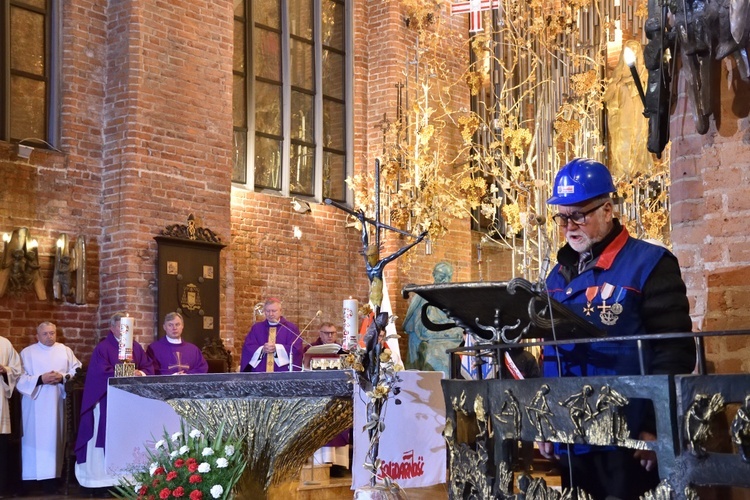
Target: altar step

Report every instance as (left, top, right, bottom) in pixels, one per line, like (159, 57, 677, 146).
(297, 476, 354, 500)
(296, 462, 352, 499)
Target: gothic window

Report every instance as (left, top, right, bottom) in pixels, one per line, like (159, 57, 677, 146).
(233, 0, 350, 203)
(1, 0, 59, 146)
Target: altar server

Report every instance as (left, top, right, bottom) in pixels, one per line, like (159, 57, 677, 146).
(240, 297, 303, 372)
(147, 312, 208, 375)
(17, 322, 81, 488)
(74, 312, 154, 496)
(0, 335, 22, 497)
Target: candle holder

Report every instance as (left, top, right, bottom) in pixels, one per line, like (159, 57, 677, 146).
(622, 46, 648, 113)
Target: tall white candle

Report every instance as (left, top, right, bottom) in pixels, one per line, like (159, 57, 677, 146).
(342, 298, 359, 350)
(119, 316, 134, 361)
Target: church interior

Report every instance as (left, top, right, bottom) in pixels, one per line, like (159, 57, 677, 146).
(2, 0, 750, 498)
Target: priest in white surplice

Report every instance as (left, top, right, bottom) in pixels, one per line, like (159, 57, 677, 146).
(17, 322, 81, 486)
(0, 334, 23, 497)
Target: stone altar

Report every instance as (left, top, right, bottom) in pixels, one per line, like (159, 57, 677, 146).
(109, 371, 353, 499)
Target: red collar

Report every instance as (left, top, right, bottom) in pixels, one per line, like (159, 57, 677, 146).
(595, 227, 629, 270)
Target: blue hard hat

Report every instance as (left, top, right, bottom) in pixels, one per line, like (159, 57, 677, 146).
(547, 158, 616, 205)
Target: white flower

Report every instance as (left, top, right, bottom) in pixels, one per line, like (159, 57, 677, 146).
(149, 462, 159, 476)
(210, 485, 224, 498)
(202, 447, 215, 457)
(171, 431, 183, 442)
(198, 462, 211, 473)
(189, 429, 202, 439)
(179, 445, 190, 455)
(215, 457, 228, 468)
(169, 450, 179, 459)
(134, 482, 143, 493)
(154, 439, 165, 450)
(224, 445, 235, 457)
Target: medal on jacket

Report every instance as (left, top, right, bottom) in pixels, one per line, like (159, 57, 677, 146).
(610, 287, 625, 315)
(583, 286, 599, 316)
(598, 282, 619, 325)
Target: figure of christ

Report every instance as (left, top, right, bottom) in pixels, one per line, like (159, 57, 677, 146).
(358, 209, 426, 310)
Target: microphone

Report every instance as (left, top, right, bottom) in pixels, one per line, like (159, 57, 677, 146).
(298, 310, 322, 337)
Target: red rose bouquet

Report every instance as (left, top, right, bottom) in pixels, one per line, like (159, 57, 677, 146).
(113, 421, 245, 500)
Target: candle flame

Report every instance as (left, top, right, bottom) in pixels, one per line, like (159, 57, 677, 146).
(622, 46, 636, 68)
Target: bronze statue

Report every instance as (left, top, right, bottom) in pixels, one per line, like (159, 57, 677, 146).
(731, 395, 750, 462)
(0, 228, 46, 300)
(53, 234, 86, 304)
(495, 389, 522, 439)
(560, 384, 595, 442)
(525, 384, 556, 441)
(685, 392, 725, 457)
(643, 15, 675, 155)
(359, 209, 426, 308)
(603, 39, 653, 178)
(403, 261, 463, 375)
(594, 385, 629, 444)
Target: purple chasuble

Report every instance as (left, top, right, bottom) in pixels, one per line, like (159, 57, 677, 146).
(146, 337, 208, 375)
(240, 318, 303, 372)
(74, 332, 154, 464)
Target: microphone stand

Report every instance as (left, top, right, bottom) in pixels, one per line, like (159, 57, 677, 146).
(277, 313, 319, 371)
(533, 216, 552, 294)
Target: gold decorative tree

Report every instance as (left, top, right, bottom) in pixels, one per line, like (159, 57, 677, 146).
(348, 0, 673, 283)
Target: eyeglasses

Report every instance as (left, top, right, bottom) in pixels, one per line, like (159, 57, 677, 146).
(552, 202, 607, 227)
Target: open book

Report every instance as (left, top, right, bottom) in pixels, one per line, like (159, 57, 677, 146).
(305, 343, 343, 355)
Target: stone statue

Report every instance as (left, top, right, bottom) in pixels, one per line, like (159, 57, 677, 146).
(402, 261, 463, 376)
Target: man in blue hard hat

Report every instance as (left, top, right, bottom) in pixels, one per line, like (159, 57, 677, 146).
(539, 158, 695, 499)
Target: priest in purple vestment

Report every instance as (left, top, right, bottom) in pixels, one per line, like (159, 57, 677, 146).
(307, 322, 350, 475)
(240, 297, 303, 372)
(147, 312, 208, 375)
(74, 312, 154, 493)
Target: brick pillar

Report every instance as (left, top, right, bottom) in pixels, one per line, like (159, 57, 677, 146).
(99, 0, 234, 345)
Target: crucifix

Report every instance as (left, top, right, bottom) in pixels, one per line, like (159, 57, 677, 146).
(450, 0, 501, 33)
(326, 158, 427, 488)
(168, 352, 190, 373)
(325, 158, 426, 314)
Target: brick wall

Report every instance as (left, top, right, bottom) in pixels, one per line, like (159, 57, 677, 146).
(670, 61, 750, 374)
(0, 0, 510, 366)
(0, 0, 235, 359)
(96, 0, 235, 348)
(0, 145, 101, 356)
(229, 190, 368, 351)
